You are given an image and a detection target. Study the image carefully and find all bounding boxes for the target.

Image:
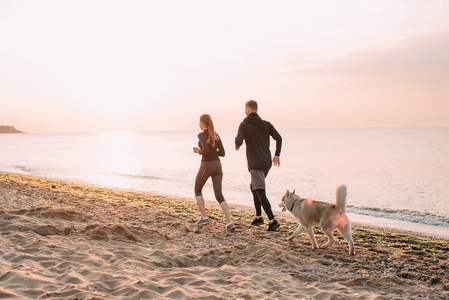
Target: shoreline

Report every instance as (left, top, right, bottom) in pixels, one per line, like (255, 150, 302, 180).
(347, 213, 449, 241)
(4, 170, 449, 241)
(1, 171, 448, 299)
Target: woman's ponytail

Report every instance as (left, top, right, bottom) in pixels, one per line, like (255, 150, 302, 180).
(200, 114, 218, 147)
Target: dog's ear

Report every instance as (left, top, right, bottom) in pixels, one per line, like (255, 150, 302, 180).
(286, 190, 290, 196)
(292, 189, 296, 195)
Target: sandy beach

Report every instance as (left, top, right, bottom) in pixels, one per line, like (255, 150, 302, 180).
(0, 172, 448, 299)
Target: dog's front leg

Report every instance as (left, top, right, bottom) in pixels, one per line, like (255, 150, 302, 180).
(305, 225, 318, 249)
(287, 224, 305, 241)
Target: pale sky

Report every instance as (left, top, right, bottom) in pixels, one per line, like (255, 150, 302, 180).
(1, 0, 448, 133)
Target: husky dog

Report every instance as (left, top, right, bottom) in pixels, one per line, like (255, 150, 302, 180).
(279, 185, 355, 255)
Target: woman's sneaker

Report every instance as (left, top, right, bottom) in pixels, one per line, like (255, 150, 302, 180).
(195, 217, 209, 226)
(267, 219, 280, 231)
(250, 217, 264, 226)
(226, 222, 236, 233)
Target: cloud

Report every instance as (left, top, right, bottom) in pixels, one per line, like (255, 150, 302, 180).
(266, 30, 449, 128)
(297, 30, 449, 87)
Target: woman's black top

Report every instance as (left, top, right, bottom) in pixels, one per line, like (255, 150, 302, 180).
(198, 130, 225, 162)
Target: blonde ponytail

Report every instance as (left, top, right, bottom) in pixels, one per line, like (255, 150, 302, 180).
(200, 114, 218, 147)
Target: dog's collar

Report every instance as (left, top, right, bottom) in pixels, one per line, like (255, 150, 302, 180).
(289, 198, 299, 211)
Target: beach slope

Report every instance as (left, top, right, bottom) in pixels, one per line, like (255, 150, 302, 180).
(0, 172, 448, 299)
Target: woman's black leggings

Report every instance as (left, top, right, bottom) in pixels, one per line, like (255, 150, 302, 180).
(194, 161, 225, 204)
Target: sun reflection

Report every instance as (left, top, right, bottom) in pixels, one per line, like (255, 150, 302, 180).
(97, 131, 137, 187)
(95, 174, 133, 189)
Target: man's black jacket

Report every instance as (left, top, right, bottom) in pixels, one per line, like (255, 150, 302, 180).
(235, 112, 282, 171)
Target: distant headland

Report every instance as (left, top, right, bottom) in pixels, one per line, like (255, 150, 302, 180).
(0, 125, 25, 134)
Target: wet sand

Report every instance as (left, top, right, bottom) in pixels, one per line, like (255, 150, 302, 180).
(1, 172, 448, 299)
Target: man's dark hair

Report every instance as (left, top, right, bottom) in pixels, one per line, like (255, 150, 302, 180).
(245, 100, 258, 111)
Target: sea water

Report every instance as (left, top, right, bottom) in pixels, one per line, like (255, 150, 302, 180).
(1, 127, 448, 236)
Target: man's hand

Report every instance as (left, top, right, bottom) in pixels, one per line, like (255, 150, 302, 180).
(193, 147, 200, 154)
(273, 156, 280, 167)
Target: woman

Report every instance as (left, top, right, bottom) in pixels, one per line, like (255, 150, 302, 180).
(193, 114, 235, 232)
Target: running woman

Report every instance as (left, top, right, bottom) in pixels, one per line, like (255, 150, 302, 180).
(193, 114, 235, 232)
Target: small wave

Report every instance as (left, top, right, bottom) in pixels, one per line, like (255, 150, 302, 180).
(113, 173, 163, 181)
(14, 165, 33, 174)
(347, 206, 449, 228)
(111, 172, 192, 184)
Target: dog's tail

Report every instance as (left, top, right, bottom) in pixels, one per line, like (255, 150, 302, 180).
(335, 184, 347, 213)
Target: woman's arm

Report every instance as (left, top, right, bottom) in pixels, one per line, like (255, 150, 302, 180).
(217, 137, 225, 157)
(197, 133, 210, 156)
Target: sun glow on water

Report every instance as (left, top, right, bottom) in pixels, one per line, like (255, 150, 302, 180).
(96, 131, 138, 187)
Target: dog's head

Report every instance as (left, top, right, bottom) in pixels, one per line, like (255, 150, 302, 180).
(279, 190, 297, 212)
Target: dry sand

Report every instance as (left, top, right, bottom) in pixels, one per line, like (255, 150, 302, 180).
(0, 172, 448, 299)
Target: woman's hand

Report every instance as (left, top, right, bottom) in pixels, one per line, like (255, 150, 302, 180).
(193, 147, 200, 154)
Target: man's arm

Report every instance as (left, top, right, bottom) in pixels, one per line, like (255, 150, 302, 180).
(273, 156, 280, 167)
(235, 123, 245, 150)
(269, 123, 282, 157)
(269, 123, 282, 166)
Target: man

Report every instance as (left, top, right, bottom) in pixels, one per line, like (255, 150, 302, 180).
(235, 100, 282, 231)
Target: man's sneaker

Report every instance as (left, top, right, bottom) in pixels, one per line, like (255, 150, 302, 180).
(250, 217, 264, 226)
(195, 217, 209, 226)
(226, 222, 236, 233)
(267, 219, 280, 231)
